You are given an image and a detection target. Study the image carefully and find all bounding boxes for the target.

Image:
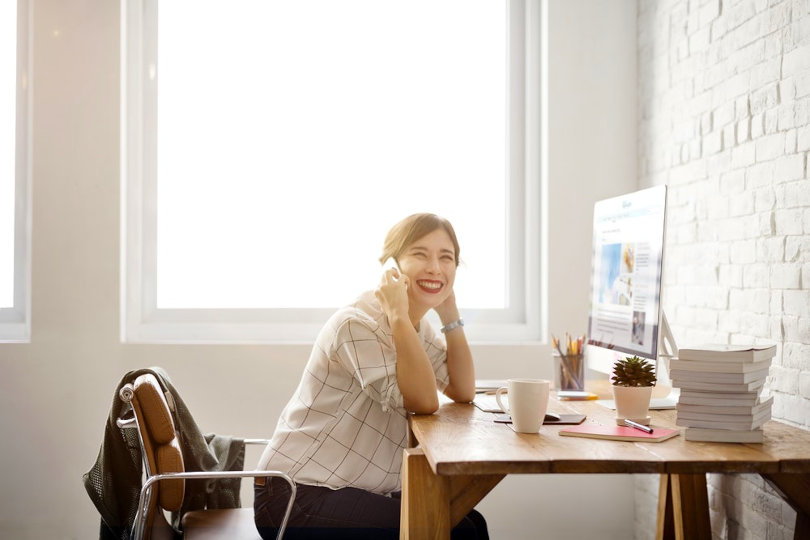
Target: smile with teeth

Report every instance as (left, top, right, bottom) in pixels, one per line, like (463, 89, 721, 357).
(416, 280, 443, 292)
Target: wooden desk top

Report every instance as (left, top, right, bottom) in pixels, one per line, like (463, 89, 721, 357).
(408, 397, 810, 476)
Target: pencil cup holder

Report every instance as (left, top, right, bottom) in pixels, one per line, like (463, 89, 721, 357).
(553, 353, 584, 392)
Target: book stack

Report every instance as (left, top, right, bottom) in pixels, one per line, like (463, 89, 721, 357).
(670, 344, 777, 443)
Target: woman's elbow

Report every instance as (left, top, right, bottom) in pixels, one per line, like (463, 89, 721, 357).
(404, 394, 439, 414)
(453, 391, 475, 404)
(445, 385, 475, 404)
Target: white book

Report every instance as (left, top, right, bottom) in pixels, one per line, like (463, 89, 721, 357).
(677, 344, 776, 363)
(684, 428, 764, 443)
(676, 411, 770, 430)
(670, 367, 770, 384)
(678, 390, 761, 407)
(676, 407, 771, 423)
(676, 396, 773, 416)
(672, 378, 766, 393)
(668, 358, 772, 373)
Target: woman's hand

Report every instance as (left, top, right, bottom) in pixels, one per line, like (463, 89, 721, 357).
(375, 268, 410, 324)
(434, 289, 459, 326)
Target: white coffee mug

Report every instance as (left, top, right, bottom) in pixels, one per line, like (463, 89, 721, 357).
(495, 379, 551, 433)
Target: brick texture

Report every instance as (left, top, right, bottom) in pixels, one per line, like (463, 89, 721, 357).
(637, 0, 810, 538)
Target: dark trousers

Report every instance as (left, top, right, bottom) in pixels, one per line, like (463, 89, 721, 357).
(254, 478, 489, 540)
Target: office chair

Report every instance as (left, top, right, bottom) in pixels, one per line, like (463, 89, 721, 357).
(117, 372, 296, 540)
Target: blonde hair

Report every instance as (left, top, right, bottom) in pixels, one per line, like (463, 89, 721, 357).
(379, 213, 460, 267)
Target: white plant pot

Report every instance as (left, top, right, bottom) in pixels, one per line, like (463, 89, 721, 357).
(612, 385, 653, 421)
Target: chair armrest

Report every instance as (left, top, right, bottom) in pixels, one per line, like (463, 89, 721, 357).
(142, 469, 293, 485)
(134, 470, 296, 540)
(116, 416, 137, 429)
(244, 438, 271, 445)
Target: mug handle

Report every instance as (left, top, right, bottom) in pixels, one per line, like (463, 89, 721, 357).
(495, 387, 510, 414)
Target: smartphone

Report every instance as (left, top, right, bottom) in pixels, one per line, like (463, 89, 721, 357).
(382, 257, 405, 284)
(382, 257, 400, 275)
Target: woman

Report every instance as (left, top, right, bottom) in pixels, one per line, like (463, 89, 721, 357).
(254, 213, 488, 539)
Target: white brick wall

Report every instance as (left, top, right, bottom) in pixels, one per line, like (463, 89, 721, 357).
(638, 0, 810, 538)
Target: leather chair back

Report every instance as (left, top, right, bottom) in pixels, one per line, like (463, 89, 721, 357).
(130, 374, 185, 538)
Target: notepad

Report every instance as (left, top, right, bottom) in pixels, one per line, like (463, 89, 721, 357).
(473, 394, 503, 413)
(559, 424, 680, 442)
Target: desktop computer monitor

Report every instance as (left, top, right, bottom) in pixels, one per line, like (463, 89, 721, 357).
(584, 185, 677, 407)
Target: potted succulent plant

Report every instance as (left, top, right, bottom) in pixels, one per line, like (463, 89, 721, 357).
(611, 356, 657, 423)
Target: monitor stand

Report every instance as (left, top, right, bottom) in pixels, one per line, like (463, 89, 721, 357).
(649, 311, 679, 409)
(596, 311, 680, 411)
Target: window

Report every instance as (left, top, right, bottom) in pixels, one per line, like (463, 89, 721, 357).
(122, 0, 543, 343)
(0, 0, 30, 343)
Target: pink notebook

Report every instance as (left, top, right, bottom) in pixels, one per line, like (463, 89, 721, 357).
(559, 424, 680, 443)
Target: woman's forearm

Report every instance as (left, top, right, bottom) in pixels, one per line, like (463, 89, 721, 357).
(391, 317, 440, 414)
(442, 327, 476, 403)
(436, 300, 475, 403)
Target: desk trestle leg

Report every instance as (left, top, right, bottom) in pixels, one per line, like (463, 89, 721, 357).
(401, 447, 451, 539)
(656, 473, 711, 540)
(400, 448, 503, 540)
(762, 473, 810, 540)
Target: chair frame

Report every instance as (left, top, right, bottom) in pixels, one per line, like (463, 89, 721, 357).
(117, 382, 297, 540)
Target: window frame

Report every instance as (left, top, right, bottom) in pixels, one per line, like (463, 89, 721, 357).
(121, 0, 544, 344)
(0, 0, 32, 343)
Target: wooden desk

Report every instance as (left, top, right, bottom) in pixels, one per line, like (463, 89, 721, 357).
(399, 397, 810, 540)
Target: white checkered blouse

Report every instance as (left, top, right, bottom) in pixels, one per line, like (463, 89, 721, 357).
(257, 291, 450, 495)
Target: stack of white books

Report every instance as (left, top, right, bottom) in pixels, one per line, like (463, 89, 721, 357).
(670, 344, 777, 443)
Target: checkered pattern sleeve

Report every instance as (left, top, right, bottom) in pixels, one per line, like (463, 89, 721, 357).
(333, 317, 404, 413)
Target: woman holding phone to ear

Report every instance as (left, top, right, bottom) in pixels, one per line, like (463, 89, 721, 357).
(254, 213, 487, 539)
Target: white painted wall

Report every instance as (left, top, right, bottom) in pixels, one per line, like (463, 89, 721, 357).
(0, 1, 638, 538)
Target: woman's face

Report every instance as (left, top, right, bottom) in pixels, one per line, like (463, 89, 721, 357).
(396, 228, 457, 313)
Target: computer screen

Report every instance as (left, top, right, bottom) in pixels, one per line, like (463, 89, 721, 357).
(585, 185, 668, 376)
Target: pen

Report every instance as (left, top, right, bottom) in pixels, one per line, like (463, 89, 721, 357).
(551, 334, 566, 357)
(624, 419, 654, 434)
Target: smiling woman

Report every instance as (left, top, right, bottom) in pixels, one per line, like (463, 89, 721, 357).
(381, 227, 459, 322)
(254, 212, 486, 539)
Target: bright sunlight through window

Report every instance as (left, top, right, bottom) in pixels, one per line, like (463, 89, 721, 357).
(155, 0, 507, 309)
(0, 2, 17, 309)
